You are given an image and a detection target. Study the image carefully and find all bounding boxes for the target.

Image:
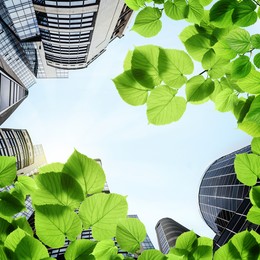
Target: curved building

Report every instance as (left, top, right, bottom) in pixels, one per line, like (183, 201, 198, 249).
(155, 218, 190, 254)
(199, 146, 251, 235)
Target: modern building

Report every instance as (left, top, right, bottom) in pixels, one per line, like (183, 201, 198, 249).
(199, 146, 260, 249)
(0, 128, 34, 170)
(155, 218, 192, 254)
(33, 0, 132, 70)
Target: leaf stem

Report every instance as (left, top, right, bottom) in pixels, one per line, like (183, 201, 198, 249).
(252, 0, 260, 6)
(199, 70, 208, 75)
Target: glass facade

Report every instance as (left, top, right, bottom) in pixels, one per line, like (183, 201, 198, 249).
(155, 218, 191, 254)
(0, 128, 34, 170)
(199, 146, 260, 248)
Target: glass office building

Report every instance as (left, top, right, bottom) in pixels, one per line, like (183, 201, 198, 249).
(155, 218, 191, 254)
(199, 146, 260, 249)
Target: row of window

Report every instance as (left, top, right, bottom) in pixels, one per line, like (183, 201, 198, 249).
(39, 0, 97, 7)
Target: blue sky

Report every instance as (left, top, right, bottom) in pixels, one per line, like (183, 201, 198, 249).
(3, 14, 252, 247)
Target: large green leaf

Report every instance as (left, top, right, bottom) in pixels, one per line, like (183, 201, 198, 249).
(0, 156, 16, 188)
(213, 40, 237, 60)
(175, 231, 197, 252)
(199, 0, 212, 6)
(125, 0, 145, 11)
(209, 0, 236, 28)
(35, 205, 82, 248)
(33, 172, 84, 208)
(193, 245, 212, 259)
(164, 0, 188, 20)
(253, 53, 260, 69)
(184, 34, 212, 61)
(251, 137, 260, 155)
(231, 56, 251, 80)
(237, 96, 255, 123)
(113, 70, 149, 106)
(0, 246, 8, 260)
(132, 7, 162, 37)
(225, 28, 251, 54)
(116, 218, 146, 253)
(249, 186, 260, 208)
(158, 48, 193, 88)
(215, 88, 238, 112)
(147, 85, 186, 125)
(232, 0, 257, 27)
(123, 50, 133, 71)
(131, 45, 161, 88)
(12, 217, 33, 237)
(15, 176, 37, 197)
(63, 149, 105, 195)
(92, 240, 118, 260)
(239, 95, 260, 137)
(4, 228, 27, 252)
(186, 76, 214, 104)
(0, 192, 25, 216)
(0, 217, 14, 243)
(65, 240, 96, 260)
(14, 235, 49, 259)
(237, 69, 260, 94)
(234, 153, 260, 186)
(39, 163, 64, 174)
(179, 25, 198, 43)
(186, 0, 204, 24)
(230, 230, 259, 259)
(251, 34, 260, 49)
(79, 193, 128, 241)
(247, 206, 260, 225)
(139, 249, 167, 260)
(214, 242, 238, 259)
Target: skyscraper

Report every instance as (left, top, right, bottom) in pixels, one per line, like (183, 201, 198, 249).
(199, 146, 260, 249)
(155, 218, 191, 254)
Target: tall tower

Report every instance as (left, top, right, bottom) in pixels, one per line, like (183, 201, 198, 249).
(199, 146, 260, 249)
(155, 218, 191, 254)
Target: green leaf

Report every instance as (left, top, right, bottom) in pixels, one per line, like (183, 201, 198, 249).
(132, 7, 162, 37)
(113, 70, 149, 106)
(79, 193, 128, 241)
(0, 192, 25, 216)
(250, 186, 260, 208)
(232, 0, 257, 27)
(237, 95, 255, 123)
(139, 249, 167, 260)
(251, 34, 260, 49)
(4, 228, 27, 252)
(125, 0, 145, 11)
(237, 69, 260, 94)
(116, 218, 146, 253)
(231, 56, 251, 80)
(193, 245, 212, 259)
(239, 95, 260, 137)
(214, 242, 238, 259)
(233, 99, 246, 121)
(131, 45, 161, 88)
(123, 50, 133, 71)
(33, 172, 84, 209)
(186, 76, 214, 103)
(167, 248, 189, 259)
(0, 156, 17, 187)
(147, 85, 186, 125)
(251, 137, 260, 155)
(215, 88, 238, 112)
(39, 163, 64, 174)
(15, 235, 49, 259)
(230, 230, 259, 259)
(35, 205, 82, 248)
(225, 28, 251, 54)
(12, 217, 33, 237)
(209, 0, 236, 28)
(164, 0, 188, 20)
(0, 246, 8, 260)
(247, 206, 260, 225)
(175, 231, 197, 251)
(253, 53, 260, 69)
(184, 34, 211, 61)
(158, 48, 194, 88)
(92, 240, 118, 260)
(213, 40, 237, 60)
(186, 0, 204, 24)
(65, 240, 96, 260)
(15, 176, 37, 196)
(197, 237, 213, 247)
(63, 149, 105, 195)
(199, 0, 212, 6)
(179, 25, 198, 43)
(0, 218, 14, 243)
(234, 153, 260, 186)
